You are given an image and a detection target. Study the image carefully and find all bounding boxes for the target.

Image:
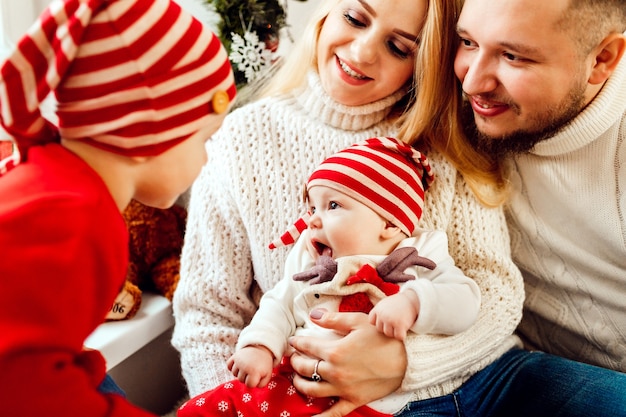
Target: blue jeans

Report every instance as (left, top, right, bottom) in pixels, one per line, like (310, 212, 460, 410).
(397, 348, 626, 417)
(98, 374, 126, 397)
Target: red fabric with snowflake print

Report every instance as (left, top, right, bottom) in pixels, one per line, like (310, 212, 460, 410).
(178, 357, 391, 417)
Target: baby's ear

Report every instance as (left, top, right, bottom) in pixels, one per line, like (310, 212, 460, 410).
(381, 221, 404, 239)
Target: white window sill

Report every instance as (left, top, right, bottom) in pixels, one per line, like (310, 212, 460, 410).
(85, 293, 174, 370)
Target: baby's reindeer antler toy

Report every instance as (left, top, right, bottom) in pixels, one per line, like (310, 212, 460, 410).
(376, 246, 436, 283)
(293, 246, 436, 285)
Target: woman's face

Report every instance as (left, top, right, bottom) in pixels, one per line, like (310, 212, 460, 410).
(316, 0, 427, 106)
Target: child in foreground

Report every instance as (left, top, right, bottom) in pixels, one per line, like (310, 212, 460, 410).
(0, 0, 236, 415)
(179, 137, 480, 417)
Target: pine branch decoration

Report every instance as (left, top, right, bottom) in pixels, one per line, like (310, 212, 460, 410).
(204, 0, 288, 88)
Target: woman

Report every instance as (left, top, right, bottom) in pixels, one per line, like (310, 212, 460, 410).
(172, 0, 523, 415)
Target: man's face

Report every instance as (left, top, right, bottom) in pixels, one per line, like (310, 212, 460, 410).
(454, 0, 593, 157)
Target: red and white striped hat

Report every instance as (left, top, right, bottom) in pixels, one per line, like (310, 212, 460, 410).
(0, 0, 236, 172)
(269, 137, 434, 249)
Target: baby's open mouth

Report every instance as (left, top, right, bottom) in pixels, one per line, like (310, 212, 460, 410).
(313, 241, 333, 257)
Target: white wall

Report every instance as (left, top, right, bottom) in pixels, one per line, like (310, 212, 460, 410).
(0, 0, 49, 56)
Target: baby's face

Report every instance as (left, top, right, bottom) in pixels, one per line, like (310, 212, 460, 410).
(305, 185, 392, 259)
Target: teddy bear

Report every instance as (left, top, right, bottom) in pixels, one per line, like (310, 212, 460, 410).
(106, 199, 187, 321)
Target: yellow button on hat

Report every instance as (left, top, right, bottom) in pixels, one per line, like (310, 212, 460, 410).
(211, 90, 230, 114)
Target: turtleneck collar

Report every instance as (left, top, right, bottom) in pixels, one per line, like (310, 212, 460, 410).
(531, 56, 626, 156)
(293, 71, 406, 131)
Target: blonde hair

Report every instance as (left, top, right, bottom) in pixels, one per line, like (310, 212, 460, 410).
(260, 0, 336, 97)
(260, 0, 508, 206)
(398, 0, 508, 207)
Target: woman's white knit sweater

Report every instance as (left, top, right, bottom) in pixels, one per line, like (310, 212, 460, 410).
(172, 72, 524, 399)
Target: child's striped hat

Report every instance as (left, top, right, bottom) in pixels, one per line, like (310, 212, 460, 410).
(0, 0, 236, 172)
(269, 137, 434, 249)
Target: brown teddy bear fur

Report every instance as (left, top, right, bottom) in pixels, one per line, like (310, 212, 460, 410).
(106, 199, 187, 321)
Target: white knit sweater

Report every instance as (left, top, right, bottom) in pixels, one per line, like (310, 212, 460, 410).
(172, 72, 524, 399)
(507, 57, 626, 372)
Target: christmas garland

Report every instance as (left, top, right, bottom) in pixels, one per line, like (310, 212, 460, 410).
(204, 0, 299, 89)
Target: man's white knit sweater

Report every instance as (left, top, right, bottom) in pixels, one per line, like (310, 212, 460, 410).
(172, 72, 523, 399)
(507, 57, 626, 372)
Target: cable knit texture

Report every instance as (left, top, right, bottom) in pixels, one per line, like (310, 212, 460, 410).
(507, 57, 626, 372)
(172, 72, 523, 399)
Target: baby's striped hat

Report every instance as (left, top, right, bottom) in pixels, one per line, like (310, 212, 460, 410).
(0, 0, 236, 172)
(269, 137, 434, 249)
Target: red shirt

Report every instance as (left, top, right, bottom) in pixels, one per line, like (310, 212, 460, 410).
(0, 144, 155, 416)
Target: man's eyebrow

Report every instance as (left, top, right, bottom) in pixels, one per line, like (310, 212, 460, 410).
(456, 26, 543, 57)
(500, 42, 542, 57)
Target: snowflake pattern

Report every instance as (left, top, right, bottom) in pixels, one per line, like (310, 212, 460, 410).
(229, 31, 274, 83)
(218, 400, 229, 412)
(181, 367, 342, 417)
(268, 380, 277, 390)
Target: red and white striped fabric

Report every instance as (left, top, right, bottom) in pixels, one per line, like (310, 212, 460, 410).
(269, 136, 434, 249)
(0, 0, 236, 174)
(268, 212, 311, 249)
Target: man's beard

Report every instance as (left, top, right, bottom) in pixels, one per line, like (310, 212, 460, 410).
(462, 85, 587, 160)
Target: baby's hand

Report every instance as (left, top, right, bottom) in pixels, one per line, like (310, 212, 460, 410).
(369, 290, 419, 341)
(227, 345, 274, 388)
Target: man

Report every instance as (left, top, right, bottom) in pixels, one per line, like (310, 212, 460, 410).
(455, 0, 626, 372)
(286, 1, 626, 416)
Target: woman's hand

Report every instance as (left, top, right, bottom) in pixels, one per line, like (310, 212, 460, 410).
(288, 309, 407, 417)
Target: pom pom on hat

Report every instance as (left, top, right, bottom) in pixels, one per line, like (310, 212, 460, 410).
(0, 0, 236, 174)
(269, 137, 434, 249)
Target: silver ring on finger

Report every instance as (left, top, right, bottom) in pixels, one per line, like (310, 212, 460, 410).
(311, 359, 322, 382)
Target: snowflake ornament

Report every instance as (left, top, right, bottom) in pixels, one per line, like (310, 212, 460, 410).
(229, 31, 274, 83)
